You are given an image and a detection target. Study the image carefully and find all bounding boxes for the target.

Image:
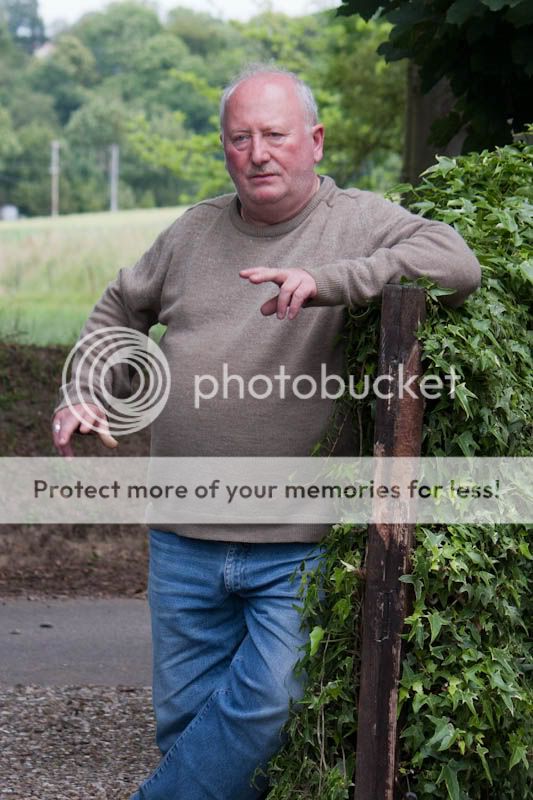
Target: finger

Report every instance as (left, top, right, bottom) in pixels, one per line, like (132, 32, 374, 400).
(95, 418, 119, 449)
(260, 295, 280, 316)
(54, 425, 75, 459)
(240, 268, 285, 285)
(287, 284, 311, 320)
(97, 431, 119, 449)
(78, 416, 101, 434)
(52, 414, 79, 452)
(276, 277, 301, 320)
(79, 408, 118, 449)
(239, 267, 272, 277)
(52, 404, 107, 456)
(59, 440, 75, 459)
(76, 405, 103, 435)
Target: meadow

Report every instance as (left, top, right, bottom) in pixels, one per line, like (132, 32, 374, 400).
(0, 207, 185, 345)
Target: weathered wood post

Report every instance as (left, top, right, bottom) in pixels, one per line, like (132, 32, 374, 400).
(354, 285, 426, 800)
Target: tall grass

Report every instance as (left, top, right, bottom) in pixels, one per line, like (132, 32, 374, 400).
(0, 207, 185, 345)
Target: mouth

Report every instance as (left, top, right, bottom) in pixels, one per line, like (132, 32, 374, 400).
(248, 173, 278, 180)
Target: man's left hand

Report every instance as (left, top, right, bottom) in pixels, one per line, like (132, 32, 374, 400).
(240, 267, 317, 320)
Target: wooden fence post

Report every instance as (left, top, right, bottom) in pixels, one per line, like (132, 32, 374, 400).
(354, 285, 426, 800)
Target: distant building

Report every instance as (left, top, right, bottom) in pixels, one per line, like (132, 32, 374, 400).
(34, 42, 56, 59)
(0, 205, 19, 221)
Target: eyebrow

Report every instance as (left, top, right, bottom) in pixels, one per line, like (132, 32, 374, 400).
(229, 125, 289, 135)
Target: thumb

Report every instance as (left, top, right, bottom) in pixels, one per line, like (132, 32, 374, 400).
(260, 295, 279, 316)
(98, 430, 119, 449)
(96, 418, 118, 449)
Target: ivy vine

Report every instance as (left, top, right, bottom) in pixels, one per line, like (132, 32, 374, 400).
(264, 135, 532, 799)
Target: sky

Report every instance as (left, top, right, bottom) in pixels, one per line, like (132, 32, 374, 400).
(39, 0, 338, 30)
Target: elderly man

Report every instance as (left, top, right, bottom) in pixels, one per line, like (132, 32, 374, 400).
(53, 65, 480, 799)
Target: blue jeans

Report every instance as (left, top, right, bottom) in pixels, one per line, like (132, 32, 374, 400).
(130, 529, 325, 800)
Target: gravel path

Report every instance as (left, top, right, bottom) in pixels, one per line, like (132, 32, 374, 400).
(0, 686, 159, 799)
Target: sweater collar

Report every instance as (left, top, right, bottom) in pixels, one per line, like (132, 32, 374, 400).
(229, 175, 334, 238)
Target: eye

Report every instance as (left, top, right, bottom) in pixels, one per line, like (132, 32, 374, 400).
(268, 132, 284, 139)
(232, 134, 250, 145)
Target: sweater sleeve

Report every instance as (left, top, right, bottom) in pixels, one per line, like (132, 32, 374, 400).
(54, 225, 173, 415)
(305, 192, 481, 308)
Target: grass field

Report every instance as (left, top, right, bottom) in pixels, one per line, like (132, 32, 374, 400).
(0, 206, 185, 345)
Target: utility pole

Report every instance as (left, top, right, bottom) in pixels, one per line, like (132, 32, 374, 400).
(109, 143, 119, 212)
(50, 140, 60, 217)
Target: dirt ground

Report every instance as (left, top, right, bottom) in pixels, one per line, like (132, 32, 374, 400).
(0, 343, 151, 598)
(1, 344, 167, 800)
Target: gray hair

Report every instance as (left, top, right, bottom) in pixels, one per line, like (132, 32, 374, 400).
(219, 63, 319, 129)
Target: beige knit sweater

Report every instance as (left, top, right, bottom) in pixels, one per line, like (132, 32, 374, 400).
(57, 176, 481, 542)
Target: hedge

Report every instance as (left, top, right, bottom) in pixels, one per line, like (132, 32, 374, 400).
(264, 134, 532, 799)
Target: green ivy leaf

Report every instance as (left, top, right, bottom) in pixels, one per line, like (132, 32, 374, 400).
(429, 611, 446, 643)
(455, 430, 479, 456)
(519, 260, 533, 283)
(266, 138, 532, 800)
(309, 625, 325, 657)
(453, 383, 478, 419)
(440, 763, 461, 800)
(509, 743, 528, 769)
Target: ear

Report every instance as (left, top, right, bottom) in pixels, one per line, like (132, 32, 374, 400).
(311, 124, 324, 164)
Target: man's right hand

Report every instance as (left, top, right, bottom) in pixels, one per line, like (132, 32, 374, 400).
(52, 403, 118, 458)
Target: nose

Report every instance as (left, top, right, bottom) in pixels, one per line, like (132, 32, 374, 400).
(250, 135, 270, 166)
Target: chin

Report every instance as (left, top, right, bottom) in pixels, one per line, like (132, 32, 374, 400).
(248, 188, 284, 205)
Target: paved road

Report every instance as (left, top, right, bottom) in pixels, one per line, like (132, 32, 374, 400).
(0, 597, 152, 686)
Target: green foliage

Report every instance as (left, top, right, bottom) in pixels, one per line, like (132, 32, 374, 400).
(126, 69, 230, 203)
(0, 4, 406, 214)
(337, 0, 533, 152)
(127, 11, 405, 202)
(71, 1, 162, 79)
(0, 107, 21, 171)
(0, 0, 44, 52)
(316, 15, 406, 189)
(128, 114, 231, 203)
(5, 120, 58, 215)
(30, 34, 96, 123)
(265, 138, 532, 797)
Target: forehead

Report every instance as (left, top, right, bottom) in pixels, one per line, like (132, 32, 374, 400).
(224, 75, 306, 131)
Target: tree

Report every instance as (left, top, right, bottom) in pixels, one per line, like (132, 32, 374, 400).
(72, 1, 161, 79)
(127, 73, 231, 203)
(30, 34, 97, 123)
(0, 5, 411, 212)
(166, 6, 244, 59)
(0, 0, 44, 53)
(0, 107, 21, 178)
(165, 7, 257, 88)
(0, 19, 28, 105)
(236, 11, 324, 75)
(119, 34, 215, 130)
(4, 121, 57, 215)
(315, 15, 405, 189)
(338, 0, 533, 179)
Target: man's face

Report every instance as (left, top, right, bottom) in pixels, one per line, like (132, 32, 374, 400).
(221, 74, 324, 225)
